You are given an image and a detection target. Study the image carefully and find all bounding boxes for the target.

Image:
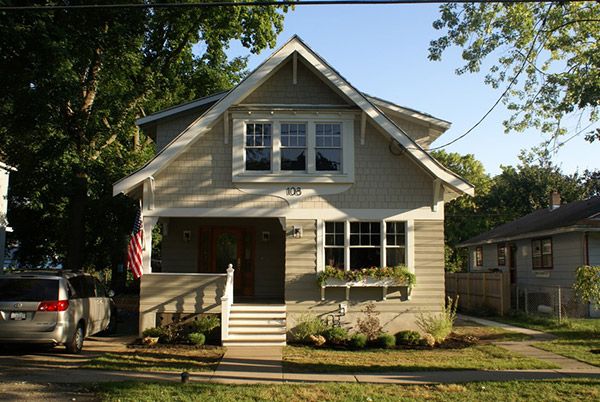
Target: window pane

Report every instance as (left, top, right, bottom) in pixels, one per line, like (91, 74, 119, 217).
(325, 222, 334, 233)
(533, 256, 542, 268)
(316, 149, 341, 171)
(542, 254, 552, 267)
(542, 240, 552, 255)
(281, 149, 306, 171)
(350, 248, 380, 270)
(361, 234, 369, 245)
(350, 234, 359, 246)
(371, 235, 380, 246)
(532, 240, 541, 257)
(335, 222, 344, 233)
(350, 222, 359, 233)
(325, 248, 344, 269)
(245, 149, 271, 171)
(325, 234, 334, 245)
(386, 247, 406, 266)
(335, 234, 344, 246)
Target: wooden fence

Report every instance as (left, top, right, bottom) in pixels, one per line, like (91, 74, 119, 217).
(445, 271, 511, 316)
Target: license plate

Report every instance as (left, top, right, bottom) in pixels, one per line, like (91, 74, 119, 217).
(10, 312, 27, 320)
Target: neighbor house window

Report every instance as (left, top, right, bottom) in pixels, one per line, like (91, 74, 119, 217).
(386, 222, 406, 266)
(323, 221, 407, 271)
(325, 222, 345, 269)
(280, 123, 307, 171)
(315, 123, 342, 171)
(475, 246, 483, 267)
(497, 243, 506, 266)
(532, 238, 552, 269)
(245, 123, 272, 171)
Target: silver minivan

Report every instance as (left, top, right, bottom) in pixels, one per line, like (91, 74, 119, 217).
(0, 270, 115, 353)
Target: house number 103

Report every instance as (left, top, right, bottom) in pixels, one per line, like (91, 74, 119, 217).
(286, 187, 302, 196)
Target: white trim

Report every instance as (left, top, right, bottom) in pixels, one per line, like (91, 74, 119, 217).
(223, 111, 229, 145)
(0, 161, 16, 172)
(366, 95, 451, 131)
(144, 207, 443, 221)
(113, 36, 473, 197)
(143, 216, 159, 275)
(316, 219, 324, 273)
(407, 220, 415, 274)
(460, 225, 600, 247)
(136, 92, 226, 126)
(144, 272, 227, 277)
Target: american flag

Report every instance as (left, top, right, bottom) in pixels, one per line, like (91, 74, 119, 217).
(126, 205, 144, 279)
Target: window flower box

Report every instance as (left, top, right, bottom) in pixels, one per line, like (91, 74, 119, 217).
(317, 266, 415, 301)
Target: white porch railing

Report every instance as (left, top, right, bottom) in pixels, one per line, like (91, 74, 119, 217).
(220, 264, 234, 341)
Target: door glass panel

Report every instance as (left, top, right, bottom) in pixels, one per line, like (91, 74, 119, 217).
(216, 233, 237, 273)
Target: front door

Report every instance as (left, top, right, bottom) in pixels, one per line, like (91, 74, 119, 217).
(211, 227, 254, 298)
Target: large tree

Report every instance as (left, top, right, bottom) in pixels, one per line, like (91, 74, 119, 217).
(0, 1, 288, 269)
(429, 1, 599, 140)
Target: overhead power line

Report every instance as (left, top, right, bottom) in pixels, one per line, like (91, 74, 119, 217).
(0, 1, 579, 12)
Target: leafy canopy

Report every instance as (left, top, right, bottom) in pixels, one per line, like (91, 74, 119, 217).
(429, 1, 600, 140)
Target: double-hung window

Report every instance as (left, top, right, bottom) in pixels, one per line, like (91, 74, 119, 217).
(497, 243, 506, 266)
(475, 246, 483, 267)
(245, 123, 272, 171)
(532, 238, 552, 269)
(323, 221, 407, 271)
(315, 123, 342, 172)
(280, 123, 307, 171)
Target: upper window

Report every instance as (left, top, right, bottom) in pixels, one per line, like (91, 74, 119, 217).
(245, 123, 272, 171)
(315, 123, 342, 171)
(475, 246, 483, 267)
(532, 238, 552, 270)
(281, 123, 307, 171)
(497, 243, 506, 266)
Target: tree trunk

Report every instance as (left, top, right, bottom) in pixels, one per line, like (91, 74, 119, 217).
(65, 170, 88, 270)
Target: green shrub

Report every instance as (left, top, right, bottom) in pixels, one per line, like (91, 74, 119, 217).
(395, 330, 421, 346)
(190, 315, 220, 334)
(142, 327, 166, 338)
(376, 333, 396, 349)
(416, 296, 459, 344)
(187, 332, 206, 346)
(290, 313, 327, 343)
(350, 333, 368, 349)
(322, 326, 349, 346)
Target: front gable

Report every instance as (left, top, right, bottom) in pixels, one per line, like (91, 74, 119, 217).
(114, 36, 474, 202)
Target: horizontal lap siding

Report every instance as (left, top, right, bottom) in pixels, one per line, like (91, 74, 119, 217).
(140, 274, 226, 314)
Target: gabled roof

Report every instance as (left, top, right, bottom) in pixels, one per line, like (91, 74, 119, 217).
(113, 35, 474, 197)
(460, 197, 600, 247)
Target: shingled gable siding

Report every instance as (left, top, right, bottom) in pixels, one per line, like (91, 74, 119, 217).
(155, 111, 203, 151)
(241, 57, 350, 105)
(383, 114, 433, 149)
(285, 219, 445, 333)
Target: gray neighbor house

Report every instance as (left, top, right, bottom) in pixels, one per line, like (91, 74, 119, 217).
(459, 192, 600, 318)
(112, 36, 475, 345)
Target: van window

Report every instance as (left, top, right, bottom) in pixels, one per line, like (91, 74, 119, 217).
(0, 278, 59, 301)
(68, 276, 96, 298)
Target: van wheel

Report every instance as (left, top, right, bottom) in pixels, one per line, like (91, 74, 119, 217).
(66, 324, 84, 354)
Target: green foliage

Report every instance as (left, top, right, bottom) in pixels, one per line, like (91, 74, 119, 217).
(0, 0, 289, 269)
(321, 326, 349, 346)
(416, 296, 459, 344)
(349, 333, 368, 349)
(430, 2, 599, 139)
(190, 315, 220, 334)
(395, 330, 422, 347)
(375, 333, 396, 349)
(142, 327, 166, 338)
(573, 265, 600, 305)
(356, 302, 383, 342)
(317, 265, 415, 286)
(187, 332, 206, 346)
(290, 313, 327, 344)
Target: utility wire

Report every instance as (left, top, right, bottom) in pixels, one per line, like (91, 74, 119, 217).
(0, 1, 580, 12)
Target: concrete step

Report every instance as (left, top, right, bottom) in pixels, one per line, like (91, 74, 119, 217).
(225, 333, 286, 342)
(230, 304, 286, 312)
(222, 341, 287, 347)
(229, 312, 286, 320)
(228, 319, 286, 327)
(228, 326, 287, 334)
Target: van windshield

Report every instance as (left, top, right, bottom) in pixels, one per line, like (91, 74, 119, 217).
(0, 278, 59, 302)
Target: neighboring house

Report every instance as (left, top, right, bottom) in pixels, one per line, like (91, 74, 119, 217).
(0, 161, 15, 268)
(113, 36, 474, 344)
(459, 192, 600, 317)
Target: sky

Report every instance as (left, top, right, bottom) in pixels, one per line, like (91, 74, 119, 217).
(225, 3, 598, 177)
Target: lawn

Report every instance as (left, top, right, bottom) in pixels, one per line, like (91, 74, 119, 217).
(82, 346, 224, 372)
(283, 324, 550, 373)
(487, 314, 600, 367)
(94, 379, 600, 402)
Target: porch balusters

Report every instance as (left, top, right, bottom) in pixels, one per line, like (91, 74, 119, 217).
(221, 264, 234, 341)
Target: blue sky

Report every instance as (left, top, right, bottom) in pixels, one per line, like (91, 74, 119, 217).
(225, 4, 598, 176)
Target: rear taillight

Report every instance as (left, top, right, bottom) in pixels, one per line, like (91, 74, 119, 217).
(38, 300, 69, 312)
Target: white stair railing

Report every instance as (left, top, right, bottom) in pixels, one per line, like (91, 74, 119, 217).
(221, 264, 234, 341)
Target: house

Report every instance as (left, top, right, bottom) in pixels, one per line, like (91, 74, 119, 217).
(459, 192, 600, 317)
(113, 36, 474, 345)
(0, 160, 15, 268)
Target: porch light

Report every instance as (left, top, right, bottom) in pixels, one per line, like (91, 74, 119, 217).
(293, 226, 303, 239)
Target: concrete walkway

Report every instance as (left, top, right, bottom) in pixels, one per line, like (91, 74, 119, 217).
(211, 346, 283, 384)
(458, 314, 556, 340)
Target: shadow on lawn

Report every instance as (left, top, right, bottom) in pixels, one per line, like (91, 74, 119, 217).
(82, 349, 222, 372)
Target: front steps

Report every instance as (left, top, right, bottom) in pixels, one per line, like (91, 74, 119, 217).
(223, 304, 287, 346)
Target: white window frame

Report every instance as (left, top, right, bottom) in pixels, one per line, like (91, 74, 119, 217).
(232, 112, 355, 183)
(280, 122, 308, 172)
(319, 220, 408, 272)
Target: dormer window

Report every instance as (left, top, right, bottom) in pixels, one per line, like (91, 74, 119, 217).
(232, 111, 354, 184)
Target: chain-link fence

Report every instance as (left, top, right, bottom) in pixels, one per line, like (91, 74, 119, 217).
(515, 285, 587, 321)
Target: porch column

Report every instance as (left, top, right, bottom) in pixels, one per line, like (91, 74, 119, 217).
(139, 215, 158, 335)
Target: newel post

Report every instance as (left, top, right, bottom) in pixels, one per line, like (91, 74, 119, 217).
(221, 264, 234, 342)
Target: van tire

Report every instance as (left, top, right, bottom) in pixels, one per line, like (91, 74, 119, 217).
(66, 324, 84, 354)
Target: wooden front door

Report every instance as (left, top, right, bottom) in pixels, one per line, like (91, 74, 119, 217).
(211, 227, 254, 297)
